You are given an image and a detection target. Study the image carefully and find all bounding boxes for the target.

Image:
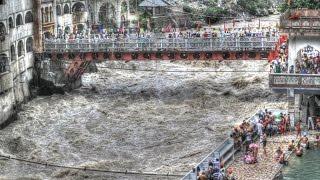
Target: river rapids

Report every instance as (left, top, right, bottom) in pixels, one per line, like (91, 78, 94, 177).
(0, 60, 287, 179)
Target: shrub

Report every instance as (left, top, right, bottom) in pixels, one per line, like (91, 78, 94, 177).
(278, 0, 320, 12)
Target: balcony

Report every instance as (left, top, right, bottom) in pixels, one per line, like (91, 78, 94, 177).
(269, 73, 320, 94)
(280, 9, 320, 35)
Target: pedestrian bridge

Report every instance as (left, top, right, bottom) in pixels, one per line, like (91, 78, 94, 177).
(44, 36, 278, 53)
(41, 36, 280, 85)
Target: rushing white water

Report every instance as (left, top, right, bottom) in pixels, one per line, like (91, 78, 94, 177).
(0, 60, 287, 179)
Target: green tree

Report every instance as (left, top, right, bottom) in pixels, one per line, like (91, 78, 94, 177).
(204, 7, 228, 23)
(237, 0, 272, 16)
(278, 0, 320, 12)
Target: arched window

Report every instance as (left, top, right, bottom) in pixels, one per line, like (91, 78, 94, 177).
(56, 5, 62, 16)
(10, 45, 16, 61)
(16, 14, 23, 26)
(0, 54, 8, 73)
(0, 22, 5, 41)
(9, 17, 14, 28)
(26, 37, 33, 52)
(18, 40, 24, 57)
(72, 2, 85, 13)
(45, 7, 49, 22)
(25, 11, 33, 23)
(49, 6, 53, 22)
(64, 4, 70, 14)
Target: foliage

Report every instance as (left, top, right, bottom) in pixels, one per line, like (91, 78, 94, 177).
(237, 0, 272, 16)
(278, 0, 320, 12)
(138, 11, 151, 29)
(183, 5, 195, 14)
(204, 6, 228, 23)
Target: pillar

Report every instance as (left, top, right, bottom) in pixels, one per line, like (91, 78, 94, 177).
(126, 0, 130, 27)
(116, 1, 121, 28)
(287, 88, 295, 128)
(53, 0, 58, 36)
(94, 0, 100, 25)
(33, 0, 43, 53)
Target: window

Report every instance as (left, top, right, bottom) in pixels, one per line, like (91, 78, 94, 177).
(9, 17, 14, 28)
(0, 0, 5, 5)
(18, 40, 24, 57)
(45, 7, 49, 22)
(56, 5, 61, 16)
(41, 8, 44, 23)
(72, 2, 85, 13)
(26, 37, 33, 52)
(0, 22, 5, 41)
(0, 54, 8, 73)
(50, 7, 53, 22)
(64, 4, 70, 14)
(25, 11, 33, 23)
(16, 14, 23, 26)
(10, 45, 16, 61)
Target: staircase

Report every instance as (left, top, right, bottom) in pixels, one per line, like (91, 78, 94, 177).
(65, 59, 91, 83)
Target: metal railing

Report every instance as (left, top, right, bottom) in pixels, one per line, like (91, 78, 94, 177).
(269, 73, 320, 89)
(44, 37, 278, 53)
(182, 110, 266, 180)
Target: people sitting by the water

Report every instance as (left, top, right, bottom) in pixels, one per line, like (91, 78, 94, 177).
(288, 140, 295, 151)
(295, 143, 303, 157)
(275, 146, 286, 164)
(300, 133, 310, 149)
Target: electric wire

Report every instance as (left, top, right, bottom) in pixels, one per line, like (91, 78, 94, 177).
(97, 66, 270, 73)
(0, 154, 184, 177)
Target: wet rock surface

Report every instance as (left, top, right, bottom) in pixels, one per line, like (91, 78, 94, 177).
(0, 61, 287, 179)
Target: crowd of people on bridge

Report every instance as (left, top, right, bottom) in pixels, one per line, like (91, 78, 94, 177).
(166, 27, 279, 39)
(46, 26, 279, 43)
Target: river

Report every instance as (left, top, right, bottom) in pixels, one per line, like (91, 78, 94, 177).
(0, 61, 287, 179)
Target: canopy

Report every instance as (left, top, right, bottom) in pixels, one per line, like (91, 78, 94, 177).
(139, 0, 172, 7)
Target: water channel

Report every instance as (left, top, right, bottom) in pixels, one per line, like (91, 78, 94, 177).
(283, 149, 320, 179)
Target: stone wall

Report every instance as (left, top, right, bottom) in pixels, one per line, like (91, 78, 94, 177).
(0, 0, 34, 126)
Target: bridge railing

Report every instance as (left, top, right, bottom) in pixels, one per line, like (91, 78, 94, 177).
(269, 73, 320, 89)
(43, 37, 278, 53)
